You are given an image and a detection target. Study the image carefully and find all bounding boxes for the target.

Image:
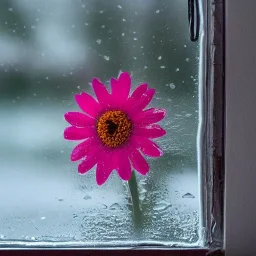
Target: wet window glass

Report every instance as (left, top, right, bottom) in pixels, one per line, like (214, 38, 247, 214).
(0, 0, 200, 246)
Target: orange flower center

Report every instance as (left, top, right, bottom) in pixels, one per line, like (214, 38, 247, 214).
(96, 110, 132, 148)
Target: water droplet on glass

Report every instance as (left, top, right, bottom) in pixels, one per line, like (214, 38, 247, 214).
(160, 65, 166, 69)
(169, 83, 175, 89)
(109, 203, 123, 211)
(117, 5, 122, 9)
(99, 10, 104, 14)
(158, 56, 162, 60)
(184, 44, 187, 48)
(122, 18, 126, 22)
(96, 39, 102, 44)
(31, 25, 36, 29)
(156, 10, 160, 14)
(182, 193, 195, 199)
(8, 8, 13, 12)
(103, 56, 110, 61)
(121, 33, 125, 36)
(58, 198, 64, 202)
(41, 217, 46, 220)
(175, 68, 180, 72)
(101, 25, 105, 28)
(154, 202, 172, 212)
(83, 195, 92, 200)
(185, 58, 190, 62)
(133, 38, 137, 40)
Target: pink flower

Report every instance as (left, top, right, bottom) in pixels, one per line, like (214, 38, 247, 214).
(64, 72, 166, 185)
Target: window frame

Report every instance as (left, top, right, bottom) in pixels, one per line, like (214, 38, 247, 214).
(0, 0, 225, 255)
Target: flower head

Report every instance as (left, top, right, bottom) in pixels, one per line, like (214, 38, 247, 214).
(64, 72, 166, 185)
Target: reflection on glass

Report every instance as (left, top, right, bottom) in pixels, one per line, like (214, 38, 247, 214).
(0, 0, 200, 246)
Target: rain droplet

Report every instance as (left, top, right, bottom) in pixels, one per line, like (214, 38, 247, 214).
(99, 10, 104, 14)
(169, 83, 175, 89)
(133, 38, 137, 40)
(83, 195, 92, 200)
(101, 25, 105, 28)
(117, 5, 122, 9)
(96, 39, 102, 44)
(122, 18, 126, 22)
(182, 193, 195, 198)
(160, 65, 166, 69)
(185, 58, 190, 62)
(158, 56, 162, 60)
(109, 203, 123, 211)
(175, 68, 180, 72)
(8, 8, 13, 12)
(156, 10, 160, 14)
(121, 33, 125, 36)
(41, 217, 46, 220)
(58, 198, 64, 201)
(153, 202, 172, 212)
(103, 56, 110, 61)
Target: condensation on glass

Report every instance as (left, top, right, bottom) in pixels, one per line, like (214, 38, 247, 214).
(0, 0, 200, 247)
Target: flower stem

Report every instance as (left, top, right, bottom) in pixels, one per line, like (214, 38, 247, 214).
(128, 171, 142, 234)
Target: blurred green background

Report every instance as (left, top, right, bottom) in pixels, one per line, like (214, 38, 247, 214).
(0, 0, 200, 246)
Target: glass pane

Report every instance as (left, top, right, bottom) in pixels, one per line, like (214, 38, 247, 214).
(0, 0, 200, 247)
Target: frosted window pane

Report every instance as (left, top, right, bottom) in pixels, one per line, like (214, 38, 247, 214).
(0, 0, 200, 246)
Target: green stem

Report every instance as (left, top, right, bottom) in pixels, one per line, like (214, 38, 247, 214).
(128, 171, 142, 234)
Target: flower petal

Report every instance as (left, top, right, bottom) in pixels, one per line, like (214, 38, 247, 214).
(75, 92, 101, 118)
(130, 83, 148, 100)
(111, 72, 131, 100)
(134, 124, 166, 138)
(71, 138, 97, 161)
(133, 136, 163, 157)
(92, 78, 111, 105)
(96, 152, 114, 185)
(64, 126, 95, 140)
(115, 151, 132, 181)
(64, 112, 95, 127)
(129, 148, 149, 175)
(134, 108, 166, 125)
(78, 154, 98, 174)
(132, 89, 155, 113)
